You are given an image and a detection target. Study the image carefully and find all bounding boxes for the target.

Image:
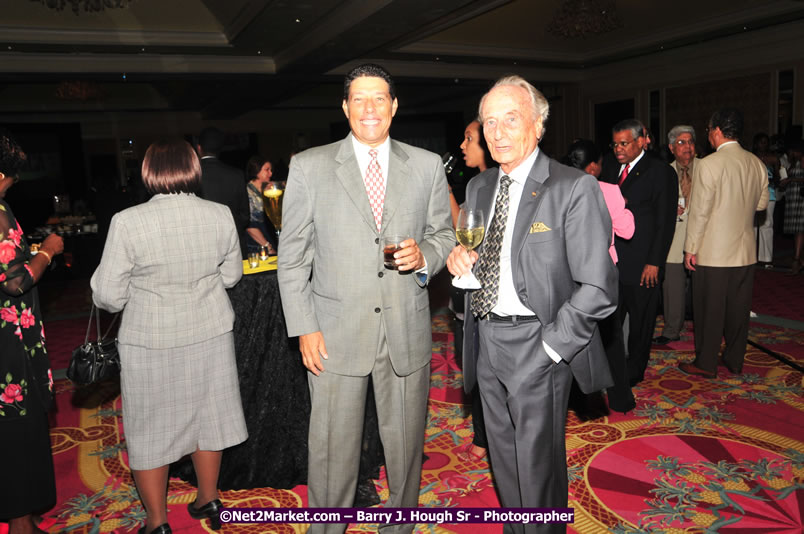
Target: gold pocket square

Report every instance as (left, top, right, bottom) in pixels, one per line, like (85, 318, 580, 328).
(530, 222, 551, 233)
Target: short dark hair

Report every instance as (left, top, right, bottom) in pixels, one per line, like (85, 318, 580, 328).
(709, 108, 743, 140)
(198, 127, 225, 155)
(562, 139, 601, 171)
(612, 119, 645, 141)
(343, 63, 396, 101)
(0, 127, 27, 178)
(141, 139, 201, 195)
(245, 154, 270, 182)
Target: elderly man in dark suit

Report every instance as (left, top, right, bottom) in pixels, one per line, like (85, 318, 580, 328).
(278, 64, 454, 534)
(197, 127, 250, 258)
(447, 75, 617, 533)
(610, 119, 678, 386)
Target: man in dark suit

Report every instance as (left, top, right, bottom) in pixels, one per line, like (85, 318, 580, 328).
(196, 127, 249, 257)
(447, 76, 617, 533)
(611, 119, 678, 385)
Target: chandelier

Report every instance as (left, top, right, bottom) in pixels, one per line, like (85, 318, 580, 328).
(55, 80, 105, 100)
(546, 0, 623, 39)
(30, 0, 136, 15)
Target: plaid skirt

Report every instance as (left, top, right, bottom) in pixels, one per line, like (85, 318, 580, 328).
(120, 331, 247, 470)
(783, 181, 804, 234)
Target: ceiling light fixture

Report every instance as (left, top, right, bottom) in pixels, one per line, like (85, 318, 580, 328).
(29, 0, 136, 16)
(55, 80, 104, 100)
(546, 0, 623, 39)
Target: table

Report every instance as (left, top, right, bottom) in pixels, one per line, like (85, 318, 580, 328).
(171, 270, 384, 506)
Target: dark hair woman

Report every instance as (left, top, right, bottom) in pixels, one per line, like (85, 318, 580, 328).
(0, 127, 64, 534)
(91, 139, 247, 534)
(244, 154, 277, 254)
(563, 138, 636, 416)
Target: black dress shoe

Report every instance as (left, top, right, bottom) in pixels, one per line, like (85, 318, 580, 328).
(652, 335, 679, 345)
(608, 397, 636, 414)
(188, 498, 222, 530)
(678, 362, 716, 379)
(138, 524, 171, 534)
(718, 356, 741, 375)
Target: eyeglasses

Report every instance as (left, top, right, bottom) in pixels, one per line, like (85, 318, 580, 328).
(674, 139, 694, 146)
(610, 140, 635, 149)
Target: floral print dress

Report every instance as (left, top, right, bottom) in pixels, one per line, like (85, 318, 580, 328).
(0, 199, 53, 420)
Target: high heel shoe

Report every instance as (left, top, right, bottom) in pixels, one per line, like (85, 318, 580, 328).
(188, 498, 223, 530)
(137, 524, 171, 534)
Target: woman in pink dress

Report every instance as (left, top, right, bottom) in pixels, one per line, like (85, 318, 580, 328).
(564, 139, 636, 415)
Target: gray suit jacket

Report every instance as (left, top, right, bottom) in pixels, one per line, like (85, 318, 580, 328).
(91, 193, 243, 349)
(277, 135, 454, 377)
(462, 151, 618, 393)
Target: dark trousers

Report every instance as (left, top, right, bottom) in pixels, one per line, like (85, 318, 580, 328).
(618, 282, 661, 384)
(453, 313, 488, 449)
(599, 310, 635, 411)
(692, 265, 755, 373)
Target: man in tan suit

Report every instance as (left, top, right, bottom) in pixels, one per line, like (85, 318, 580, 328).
(682, 108, 769, 378)
(654, 125, 699, 345)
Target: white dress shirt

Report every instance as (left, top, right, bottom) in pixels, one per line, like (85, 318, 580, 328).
(485, 147, 561, 363)
(619, 149, 645, 177)
(351, 134, 390, 187)
(351, 134, 428, 281)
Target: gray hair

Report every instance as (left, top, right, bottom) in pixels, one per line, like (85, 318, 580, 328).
(478, 75, 550, 127)
(612, 119, 644, 141)
(668, 124, 696, 144)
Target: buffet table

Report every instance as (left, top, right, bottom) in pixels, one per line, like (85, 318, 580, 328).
(171, 269, 384, 505)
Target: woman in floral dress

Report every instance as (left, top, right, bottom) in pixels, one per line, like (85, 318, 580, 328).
(0, 128, 64, 534)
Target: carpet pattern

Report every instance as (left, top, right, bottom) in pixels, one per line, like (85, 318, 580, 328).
(31, 311, 803, 534)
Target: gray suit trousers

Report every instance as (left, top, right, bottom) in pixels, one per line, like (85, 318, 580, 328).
(306, 327, 429, 534)
(477, 318, 572, 534)
(661, 262, 687, 340)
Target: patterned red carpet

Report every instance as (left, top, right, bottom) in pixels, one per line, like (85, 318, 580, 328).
(13, 270, 804, 533)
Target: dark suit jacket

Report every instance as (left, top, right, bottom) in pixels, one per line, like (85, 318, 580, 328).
(462, 151, 618, 394)
(614, 153, 678, 285)
(200, 157, 250, 257)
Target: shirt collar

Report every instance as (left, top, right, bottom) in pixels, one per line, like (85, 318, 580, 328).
(497, 147, 540, 185)
(717, 140, 739, 151)
(350, 134, 391, 159)
(621, 150, 645, 172)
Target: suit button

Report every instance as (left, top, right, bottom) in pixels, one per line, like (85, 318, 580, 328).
(378, 271, 384, 278)
(375, 238, 379, 244)
(374, 307, 381, 313)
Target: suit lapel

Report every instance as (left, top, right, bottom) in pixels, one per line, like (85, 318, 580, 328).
(380, 140, 410, 233)
(621, 152, 648, 191)
(511, 152, 549, 259)
(335, 136, 378, 234)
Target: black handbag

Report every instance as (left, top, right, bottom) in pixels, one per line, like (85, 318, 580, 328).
(67, 305, 121, 385)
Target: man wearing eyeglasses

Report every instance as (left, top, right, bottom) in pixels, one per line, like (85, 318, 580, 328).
(681, 108, 768, 379)
(610, 119, 677, 386)
(653, 125, 699, 346)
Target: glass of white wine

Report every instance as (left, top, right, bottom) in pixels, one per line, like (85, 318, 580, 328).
(452, 208, 484, 289)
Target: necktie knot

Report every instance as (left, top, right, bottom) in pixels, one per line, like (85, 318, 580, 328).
(369, 148, 378, 160)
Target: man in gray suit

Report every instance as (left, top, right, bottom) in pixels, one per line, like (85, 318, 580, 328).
(447, 76, 617, 533)
(278, 64, 453, 533)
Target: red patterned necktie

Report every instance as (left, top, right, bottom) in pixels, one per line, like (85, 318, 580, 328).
(618, 164, 629, 186)
(364, 148, 385, 231)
